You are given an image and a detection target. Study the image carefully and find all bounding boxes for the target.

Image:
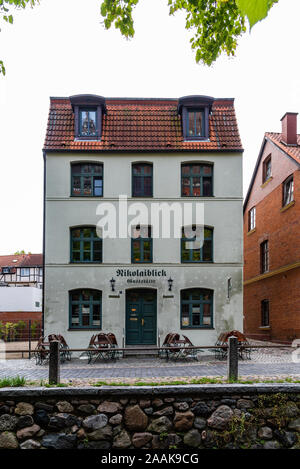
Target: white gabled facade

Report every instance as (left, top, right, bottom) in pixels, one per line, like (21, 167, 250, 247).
(43, 95, 243, 350)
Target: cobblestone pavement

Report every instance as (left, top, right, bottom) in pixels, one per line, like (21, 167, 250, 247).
(1, 339, 299, 382)
(0, 360, 300, 382)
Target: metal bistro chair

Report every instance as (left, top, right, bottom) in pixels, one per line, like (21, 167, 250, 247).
(214, 332, 229, 360)
(181, 335, 201, 361)
(56, 334, 72, 362)
(83, 334, 97, 364)
(48, 334, 72, 364)
(34, 336, 49, 366)
(159, 333, 177, 359)
(107, 332, 123, 359)
(86, 333, 118, 364)
(165, 333, 183, 361)
(229, 330, 251, 360)
(214, 331, 251, 361)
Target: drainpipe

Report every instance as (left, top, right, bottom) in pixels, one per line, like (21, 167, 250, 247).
(42, 150, 46, 336)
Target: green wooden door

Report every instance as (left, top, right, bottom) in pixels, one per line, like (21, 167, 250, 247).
(126, 289, 157, 345)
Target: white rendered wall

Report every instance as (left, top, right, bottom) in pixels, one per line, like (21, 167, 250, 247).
(0, 287, 42, 312)
(44, 151, 243, 349)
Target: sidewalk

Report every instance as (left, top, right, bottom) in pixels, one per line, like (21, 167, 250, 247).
(0, 340, 299, 384)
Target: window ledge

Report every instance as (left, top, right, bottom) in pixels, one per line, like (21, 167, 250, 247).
(280, 200, 295, 213)
(183, 138, 210, 143)
(69, 262, 103, 265)
(70, 195, 103, 198)
(74, 138, 101, 142)
(259, 326, 271, 330)
(181, 195, 214, 198)
(68, 328, 102, 331)
(181, 327, 215, 330)
(247, 228, 256, 236)
(261, 177, 273, 188)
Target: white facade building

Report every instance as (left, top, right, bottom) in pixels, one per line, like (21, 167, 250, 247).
(43, 95, 243, 350)
(0, 287, 42, 313)
(0, 254, 43, 325)
(0, 254, 43, 288)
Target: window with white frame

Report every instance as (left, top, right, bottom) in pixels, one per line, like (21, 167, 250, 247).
(20, 268, 30, 277)
(283, 175, 294, 207)
(248, 206, 256, 231)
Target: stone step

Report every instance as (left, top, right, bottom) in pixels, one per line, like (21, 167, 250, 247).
(124, 345, 159, 358)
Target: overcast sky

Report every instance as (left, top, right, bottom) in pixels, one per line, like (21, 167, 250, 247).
(0, 0, 299, 255)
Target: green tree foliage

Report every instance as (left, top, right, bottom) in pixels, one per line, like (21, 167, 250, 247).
(0, 0, 38, 75)
(0, 0, 279, 74)
(100, 0, 279, 65)
(236, 0, 278, 29)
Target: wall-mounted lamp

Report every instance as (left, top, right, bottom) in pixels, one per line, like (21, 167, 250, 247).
(227, 277, 232, 299)
(168, 277, 173, 292)
(110, 278, 115, 292)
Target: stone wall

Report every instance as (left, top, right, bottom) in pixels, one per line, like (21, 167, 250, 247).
(0, 385, 300, 450)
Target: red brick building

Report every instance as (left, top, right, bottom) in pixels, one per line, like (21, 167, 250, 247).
(244, 113, 300, 343)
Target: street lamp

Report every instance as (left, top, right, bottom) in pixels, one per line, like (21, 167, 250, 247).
(168, 277, 173, 292)
(110, 278, 115, 292)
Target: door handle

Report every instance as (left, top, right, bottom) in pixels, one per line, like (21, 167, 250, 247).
(141, 318, 144, 326)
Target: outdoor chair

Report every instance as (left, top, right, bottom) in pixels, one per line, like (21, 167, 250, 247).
(57, 334, 72, 362)
(34, 336, 49, 365)
(84, 333, 119, 364)
(164, 333, 185, 361)
(229, 330, 251, 360)
(181, 335, 201, 361)
(48, 334, 72, 363)
(80, 334, 97, 363)
(214, 332, 229, 360)
(166, 334, 202, 361)
(107, 332, 123, 359)
(159, 333, 177, 359)
(214, 330, 251, 360)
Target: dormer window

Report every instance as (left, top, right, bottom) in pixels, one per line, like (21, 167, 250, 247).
(80, 109, 97, 137)
(178, 95, 214, 141)
(187, 110, 204, 138)
(70, 94, 106, 140)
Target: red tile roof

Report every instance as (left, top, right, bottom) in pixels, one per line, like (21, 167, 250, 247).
(266, 132, 300, 164)
(44, 97, 243, 152)
(243, 131, 300, 212)
(0, 254, 43, 268)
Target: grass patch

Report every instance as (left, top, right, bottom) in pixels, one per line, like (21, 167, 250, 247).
(0, 376, 26, 387)
(93, 377, 300, 387)
(39, 379, 69, 388)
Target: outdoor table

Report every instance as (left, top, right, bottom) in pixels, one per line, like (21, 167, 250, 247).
(214, 331, 251, 361)
(87, 336, 117, 363)
(34, 341, 50, 365)
(34, 339, 71, 365)
(166, 337, 200, 361)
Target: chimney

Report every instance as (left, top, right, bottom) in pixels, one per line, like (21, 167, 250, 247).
(281, 112, 298, 145)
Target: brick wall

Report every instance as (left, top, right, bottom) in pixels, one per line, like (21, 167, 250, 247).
(244, 139, 300, 342)
(0, 312, 42, 324)
(244, 267, 300, 342)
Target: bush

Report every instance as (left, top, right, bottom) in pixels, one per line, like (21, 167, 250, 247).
(4, 322, 17, 342)
(15, 320, 27, 339)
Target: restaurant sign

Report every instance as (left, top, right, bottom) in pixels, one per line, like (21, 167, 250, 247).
(116, 268, 167, 284)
